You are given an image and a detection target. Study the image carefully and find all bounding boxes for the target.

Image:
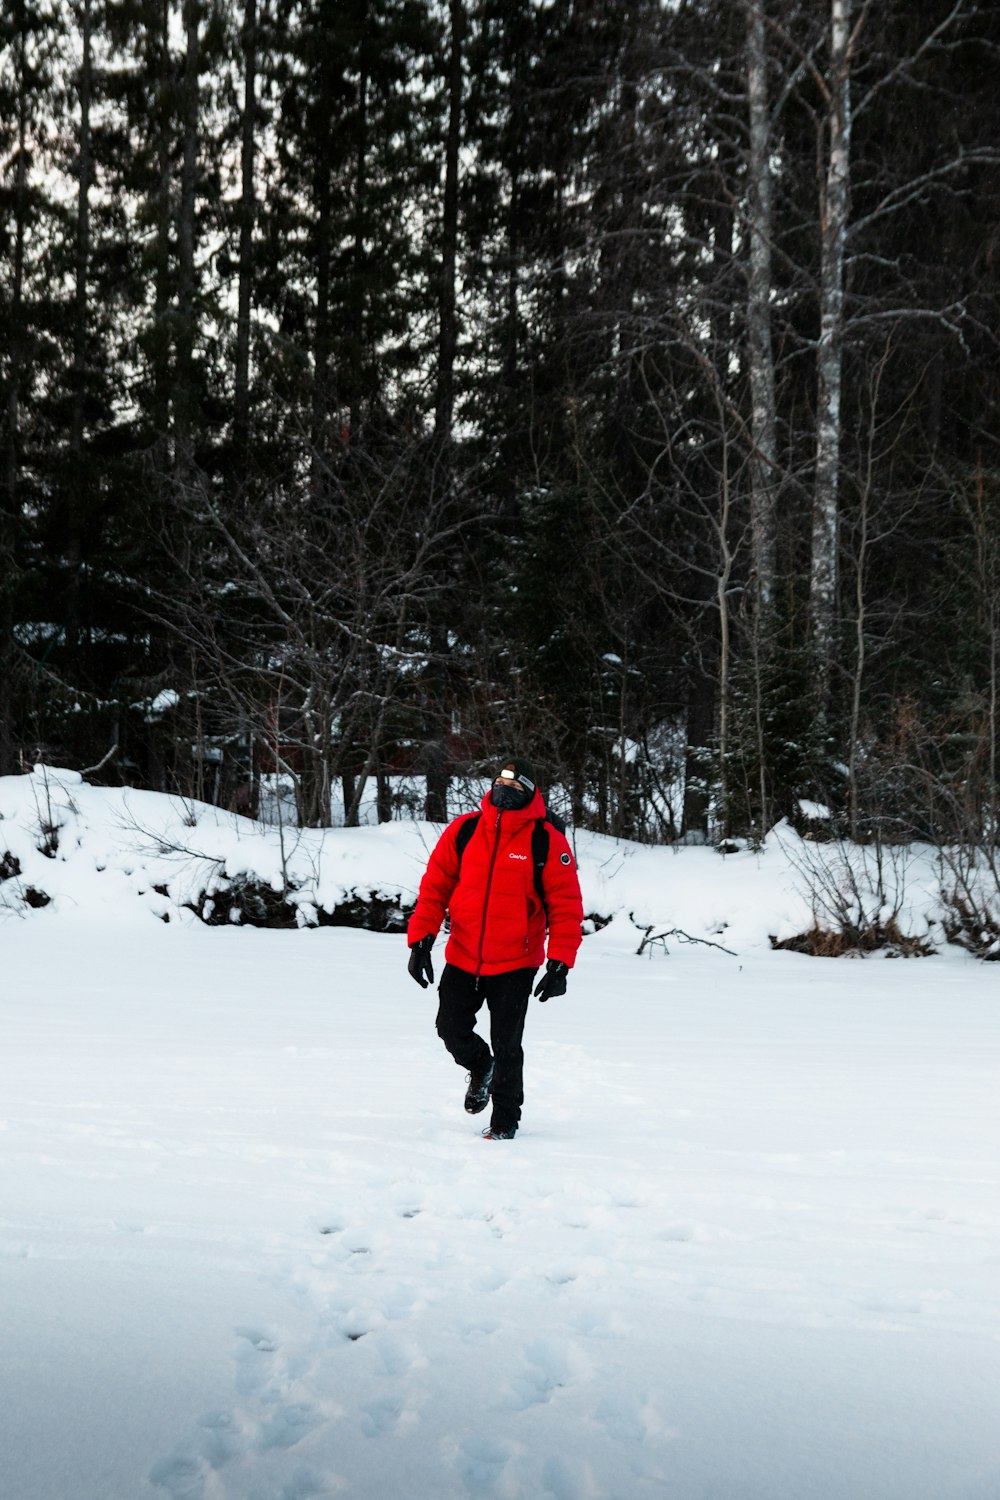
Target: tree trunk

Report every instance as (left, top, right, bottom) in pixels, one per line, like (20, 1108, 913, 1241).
(176, 0, 201, 472)
(682, 679, 715, 842)
(341, 770, 357, 826)
(70, 0, 93, 470)
(151, 0, 173, 443)
(376, 768, 392, 823)
(435, 0, 464, 447)
(745, 0, 777, 607)
(0, 20, 30, 773)
(350, 0, 369, 433)
(424, 624, 451, 822)
(716, 436, 735, 839)
(311, 149, 332, 493)
(423, 0, 465, 823)
(502, 25, 523, 500)
(811, 0, 854, 701)
(744, 0, 778, 834)
(62, 0, 95, 663)
(234, 0, 257, 451)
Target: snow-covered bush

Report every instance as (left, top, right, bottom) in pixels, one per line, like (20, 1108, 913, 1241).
(772, 830, 934, 957)
(937, 842, 1000, 961)
(0, 765, 964, 958)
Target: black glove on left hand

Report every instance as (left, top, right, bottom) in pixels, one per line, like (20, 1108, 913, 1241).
(408, 935, 435, 989)
(534, 959, 568, 1002)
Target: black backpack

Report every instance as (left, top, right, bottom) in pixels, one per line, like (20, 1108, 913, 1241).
(454, 807, 566, 921)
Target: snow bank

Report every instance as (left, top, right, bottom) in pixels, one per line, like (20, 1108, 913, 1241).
(0, 766, 947, 954)
(1, 773, 996, 1499)
(3, 918, 999, 1500)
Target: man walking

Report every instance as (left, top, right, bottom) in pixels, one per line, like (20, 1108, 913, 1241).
(406, 758, 584, 1139)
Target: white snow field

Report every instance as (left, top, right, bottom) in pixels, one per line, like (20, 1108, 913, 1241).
(2, 771, 1000, 1499)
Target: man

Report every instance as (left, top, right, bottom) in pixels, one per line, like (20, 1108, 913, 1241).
(406, 758, 584, 1140)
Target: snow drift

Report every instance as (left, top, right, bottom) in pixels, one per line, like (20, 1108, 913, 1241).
(0, 766, 948, 956)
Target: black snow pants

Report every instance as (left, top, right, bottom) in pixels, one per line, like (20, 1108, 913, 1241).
(435, 963, 536, 1130)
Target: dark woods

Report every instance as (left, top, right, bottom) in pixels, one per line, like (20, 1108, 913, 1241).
(1, 0, 998, 843)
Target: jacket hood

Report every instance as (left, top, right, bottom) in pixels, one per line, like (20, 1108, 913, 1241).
(479, 785, 546, 825)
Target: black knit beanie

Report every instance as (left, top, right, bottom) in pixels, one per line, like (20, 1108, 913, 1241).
(497, 757, 537, 793)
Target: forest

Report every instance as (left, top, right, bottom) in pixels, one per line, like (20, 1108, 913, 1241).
(2, 0, 999, 847)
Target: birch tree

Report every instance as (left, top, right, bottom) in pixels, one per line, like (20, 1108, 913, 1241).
(423, 0, 465, 824)
(233, 0, 257, 451)
(744, 0, 777, 610)
(174, 0, 201, 472)
(739, 0, 784, 832)
(810, 0, 858, 701)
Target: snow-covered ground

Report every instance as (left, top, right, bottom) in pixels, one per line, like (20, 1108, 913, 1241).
(2, 771, 1000, 1498)
(0, 766, 944, 948)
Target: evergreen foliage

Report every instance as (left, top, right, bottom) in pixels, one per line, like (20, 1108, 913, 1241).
(1, 0, 999, 842)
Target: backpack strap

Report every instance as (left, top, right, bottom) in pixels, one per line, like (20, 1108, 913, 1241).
(454, 811, 481, 866)
(532, 817, 551, 920)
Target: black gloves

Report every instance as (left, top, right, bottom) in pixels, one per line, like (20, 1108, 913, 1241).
(410, 942, 566, 998)
(408, 934, 435, 989)
(534, 959, 568, 1002)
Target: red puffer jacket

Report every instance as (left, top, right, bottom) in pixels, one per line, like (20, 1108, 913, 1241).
(407, 788, 584, 977)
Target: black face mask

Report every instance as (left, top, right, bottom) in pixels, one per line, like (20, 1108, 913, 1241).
(491, 782, 532, 812)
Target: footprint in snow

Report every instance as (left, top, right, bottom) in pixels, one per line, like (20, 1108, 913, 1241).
(505, 1337, 586, 1411)
(380, 1280, 419, 1320)
(195, 1410, 244, 1470)
(594, 1390, 665, 1446)
(270, 1469, 343, 1500)
(455, 1435, 510, 1493)
(258, 1402, 324, 1451)
(150, 1395, 258, 1494)
(236, 1326, 278, 1353)
(569, 1306, 626, 1341)
(374, 1332, 423, 1377)
(360, 1390, 407, 1438)
(542, 1454, 597, 1500)
(473, 1268, 507, 1295)
(152, 1324, 344, 1500)
(233, 1327, 281, 1397)
(149, 1454, 211, 1500)
(461, 1315, 500, 1341)
(658, 1221, 704, 1243)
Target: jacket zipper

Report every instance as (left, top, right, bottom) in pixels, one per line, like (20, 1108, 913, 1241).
(476, 810, 503, 980)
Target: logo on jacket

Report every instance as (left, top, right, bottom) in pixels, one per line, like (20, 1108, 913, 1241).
(560, 852, 572, 865)
(509, 852, 528, 861)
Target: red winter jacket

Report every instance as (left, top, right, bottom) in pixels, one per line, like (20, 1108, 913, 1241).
(407, 788, 584, 977)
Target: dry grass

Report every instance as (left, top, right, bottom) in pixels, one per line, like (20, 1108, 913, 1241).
(770, 919, 934, 958)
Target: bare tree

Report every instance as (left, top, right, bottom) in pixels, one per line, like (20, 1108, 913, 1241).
(810, 0, 858, 701)
(152, 430, 488, 828)
(0, 10, 32, 773)
(233, 0, 257, 451)
(424, 0, 467, 824)
(744, 0, 778, 610)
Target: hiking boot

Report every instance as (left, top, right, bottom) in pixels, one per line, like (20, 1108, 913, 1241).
(482, 1123, 517, 1140)
(464, 1060, 494, 1115)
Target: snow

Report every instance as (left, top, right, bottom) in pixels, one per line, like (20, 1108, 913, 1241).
(136, 689, 182, 721)
(797, 799, 832, 821)
(0, 765, 942, 946)
(2, 770, 1000, 1498)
